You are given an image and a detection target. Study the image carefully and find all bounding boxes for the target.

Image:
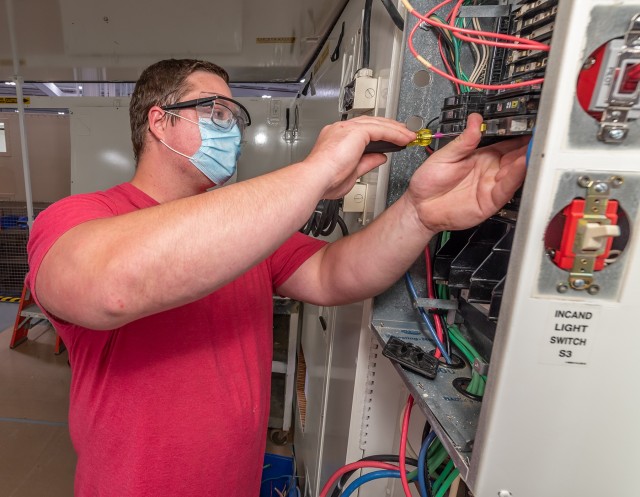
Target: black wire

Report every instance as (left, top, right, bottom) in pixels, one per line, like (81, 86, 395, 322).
(425, 115, 440, 130)
(336, 215, 349, 237)
(422, 439, 435, 497)
(300, 200, 347, 238)
(362, 0, 373, 69)
(330, 455, 420, 497)
(380, 0, 404, 31)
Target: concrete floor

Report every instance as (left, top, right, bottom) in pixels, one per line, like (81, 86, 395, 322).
(0, 319, 75, 497)
(0, 304, 293, 497)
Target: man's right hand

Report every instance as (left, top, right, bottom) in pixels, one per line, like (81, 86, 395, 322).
(303, 116, 416, 199)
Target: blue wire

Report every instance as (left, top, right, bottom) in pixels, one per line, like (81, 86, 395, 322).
(418, 431, 437, 497)
(526, 127, 535, 168)
(404, 272, 453, 363)
(341, 470, 407, 497)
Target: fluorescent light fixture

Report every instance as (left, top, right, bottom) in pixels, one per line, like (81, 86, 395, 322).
(261, 95, 271, 99)
(299, 79, 306, 83)
(5, 81, 16, 86)
(58, 112, 65, 115)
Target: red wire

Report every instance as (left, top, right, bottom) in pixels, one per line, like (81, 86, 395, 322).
(438, 33, 460, 93)
(425, 248, 444, 359)
(318, 461, 400, 497)
(399, 395, 414, 497)
(409, 20, 545, 90)
(412, 0, 550, 51)
(448, 0, 550, 50)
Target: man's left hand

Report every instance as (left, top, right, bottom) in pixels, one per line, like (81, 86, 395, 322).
(406, 113, 528, 234)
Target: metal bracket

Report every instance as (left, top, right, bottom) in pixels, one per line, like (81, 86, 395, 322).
(473, 358, 490, 376)
(414, 298, 459, 311)
(598, 14, 640, 143)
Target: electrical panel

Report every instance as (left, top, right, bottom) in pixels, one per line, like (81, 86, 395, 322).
(368, 1, 640, 496)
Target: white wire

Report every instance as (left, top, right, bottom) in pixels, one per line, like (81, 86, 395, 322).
(469, 16, 489, 84)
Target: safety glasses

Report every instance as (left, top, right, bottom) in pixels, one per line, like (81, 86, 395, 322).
(162, 92, 251, 135)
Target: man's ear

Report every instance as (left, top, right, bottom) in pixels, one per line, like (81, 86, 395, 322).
(148, 106, 168, 141)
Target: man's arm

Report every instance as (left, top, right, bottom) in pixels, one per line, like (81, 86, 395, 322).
(277, 114, 529, 305)
(34, 117, 415, 330)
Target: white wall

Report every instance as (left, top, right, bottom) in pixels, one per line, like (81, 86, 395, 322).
(25, 95, 295, 195)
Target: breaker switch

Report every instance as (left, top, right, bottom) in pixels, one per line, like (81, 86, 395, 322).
(581, 223, 621, 251)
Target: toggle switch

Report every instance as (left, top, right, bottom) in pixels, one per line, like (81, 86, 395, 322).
(619, 61, 640, 94)
(581, 223, 621, 251)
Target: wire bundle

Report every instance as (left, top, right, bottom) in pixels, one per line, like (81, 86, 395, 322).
(402, 0, 549, 90)
(320, 396, 461, 497)
(300, 200, 348, 238)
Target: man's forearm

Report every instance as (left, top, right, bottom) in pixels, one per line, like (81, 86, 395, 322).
(313, 193, 436, 305)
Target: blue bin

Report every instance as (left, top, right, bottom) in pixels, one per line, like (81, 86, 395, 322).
(260, 453, 295, 497)
(0, 216, 28, 229)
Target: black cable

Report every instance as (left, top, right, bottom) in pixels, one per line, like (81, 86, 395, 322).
(425, 115, 440, 130)
(300, 200, 347, 238)
(336, 215, 349, 237)
(380, 0, 404, 31)
(362, 0, 373, 69)
(330, 455, 420, 497)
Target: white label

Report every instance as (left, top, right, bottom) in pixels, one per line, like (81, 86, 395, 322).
(539, 304, 600, 366)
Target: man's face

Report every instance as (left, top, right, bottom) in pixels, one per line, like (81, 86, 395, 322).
(164, 70, 234, 161)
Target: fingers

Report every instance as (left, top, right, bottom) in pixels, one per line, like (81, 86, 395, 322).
(484, 135, 530, 156)
(332, 116, 416, 146)
(429, 113, 484, 163)
(492, 143, 528, 204)
(355, 153, 388, 178)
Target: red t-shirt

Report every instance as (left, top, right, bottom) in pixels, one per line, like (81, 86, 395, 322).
(26, 183, 326, 497)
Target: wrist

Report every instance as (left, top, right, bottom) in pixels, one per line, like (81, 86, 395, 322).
(397, 192, 437, 242)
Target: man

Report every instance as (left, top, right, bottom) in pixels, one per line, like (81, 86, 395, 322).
(27, 59, 528, 496)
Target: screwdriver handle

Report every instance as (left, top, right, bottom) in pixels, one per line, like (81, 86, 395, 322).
(363, 141, 407, 154)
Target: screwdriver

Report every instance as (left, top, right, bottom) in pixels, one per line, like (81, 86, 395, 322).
(364, 125, 486, 154)
(363, 129, 450, 154)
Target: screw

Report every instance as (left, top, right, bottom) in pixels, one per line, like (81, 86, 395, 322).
(608, 128, 625, 140)
(578, 176, 591, 187)
(593, 182, 609, 193)
(611, 110, 622, 119)
(557, 283, 569, 293)
(572, 279, 586, 289)
(498, 491, 512, 497)
(587, 285, 600, 295)
(611, 176, 624, 187)
(547, 249, 556, 258)
(365, 88, 375, 99)
(582, 57, 596, 70)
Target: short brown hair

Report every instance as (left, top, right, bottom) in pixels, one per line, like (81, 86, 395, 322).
(129, 59, 229, 162)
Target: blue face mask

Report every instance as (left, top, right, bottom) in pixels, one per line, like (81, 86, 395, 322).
(161, 114, 242, 186)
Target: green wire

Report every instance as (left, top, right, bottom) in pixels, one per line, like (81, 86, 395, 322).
(428, 446, 449, 476)
(435, 468, 461, 497)
(448, 324, 484, 361)
(427, 438, 442, 458)
(433, 460, 455, 492)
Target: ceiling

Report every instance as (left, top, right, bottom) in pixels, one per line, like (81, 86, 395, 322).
(0, 0, 349, 90)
